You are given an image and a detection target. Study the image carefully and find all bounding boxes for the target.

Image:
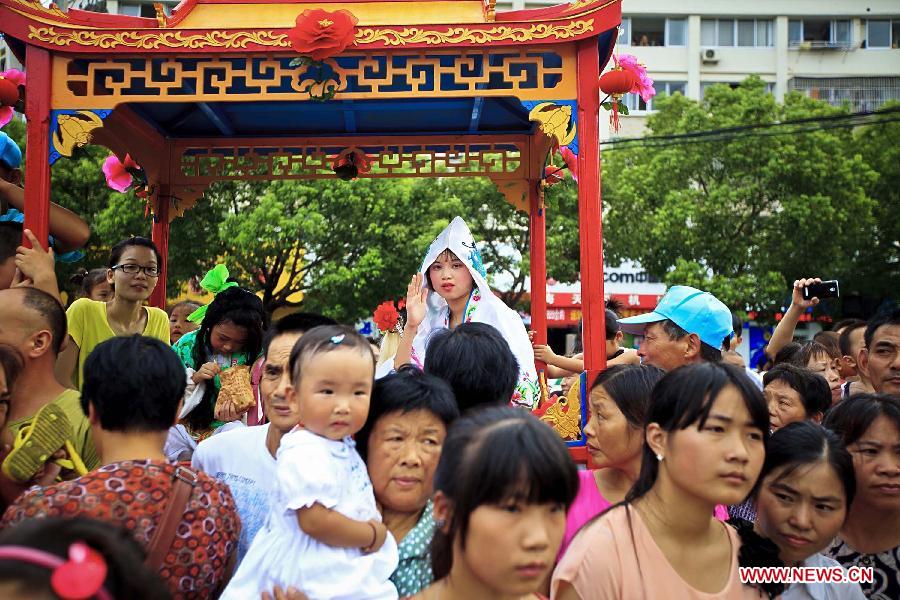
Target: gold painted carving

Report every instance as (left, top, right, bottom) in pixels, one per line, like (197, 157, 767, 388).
(29, 20, 593, 50)
(566, 0, 621, 14)
(355, 21, 594, 46)
(52, 110, 104, 158)
(30, 26, 291, 50)
(176, 144, 523, 184)
(529, 102, 576, 146)
(538, 378, 583, 442)
(12, 0, 66, 18)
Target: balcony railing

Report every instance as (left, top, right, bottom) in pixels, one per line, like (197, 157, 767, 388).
(789, 40, 856, 50)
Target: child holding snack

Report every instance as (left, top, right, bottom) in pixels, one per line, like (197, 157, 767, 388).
(166, 265, 265, 460)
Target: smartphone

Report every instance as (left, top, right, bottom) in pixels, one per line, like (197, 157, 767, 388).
(802, 280, 839, 300)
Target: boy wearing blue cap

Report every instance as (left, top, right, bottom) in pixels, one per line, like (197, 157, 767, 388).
(0, 131, 90, 257)
(618, 285, 733, 371)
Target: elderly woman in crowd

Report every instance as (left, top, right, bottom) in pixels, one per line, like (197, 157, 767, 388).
(356, 366, 460, 597)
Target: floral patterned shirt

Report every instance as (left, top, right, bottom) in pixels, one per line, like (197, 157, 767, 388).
(1, 459, 241, 599)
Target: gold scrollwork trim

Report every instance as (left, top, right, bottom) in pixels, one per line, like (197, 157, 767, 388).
(566, 0, 621, 14)
(29, 20, 593, 50)
(355, 20, 594, 46)
(12, 0, 66, 18)
(29, 26, 291, 50)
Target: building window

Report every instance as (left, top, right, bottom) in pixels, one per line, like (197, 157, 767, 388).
(118, 2, 157, 18)
(700, 19, 774, 47)
(865, 19, 900, 49)
(623, 81, 686, 112)
(790, 76, 900, 111)
(788, 18, 853, 48)
(622, 17, 687, 47)
(618, 18, 630, 46)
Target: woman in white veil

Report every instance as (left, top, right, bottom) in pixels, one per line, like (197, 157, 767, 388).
(381, 217, 539, 409)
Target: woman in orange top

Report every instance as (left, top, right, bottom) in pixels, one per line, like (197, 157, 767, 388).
(553, 363, 770, 600)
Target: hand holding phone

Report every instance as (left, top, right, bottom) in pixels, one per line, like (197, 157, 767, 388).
(802, 280, 839, 301)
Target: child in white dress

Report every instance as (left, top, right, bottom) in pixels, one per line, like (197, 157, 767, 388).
(221, 325, 399, 600)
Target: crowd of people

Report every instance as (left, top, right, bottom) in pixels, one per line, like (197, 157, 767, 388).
(0, 130, 898, 599)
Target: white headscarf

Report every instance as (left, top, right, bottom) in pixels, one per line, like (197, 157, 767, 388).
(379, 217, 539, 409)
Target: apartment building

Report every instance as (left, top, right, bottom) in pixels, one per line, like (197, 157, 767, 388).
(498, 0, 900, 138)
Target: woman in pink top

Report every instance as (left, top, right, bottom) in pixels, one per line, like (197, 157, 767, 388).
(560, 365, 664, 557)
(552, 363, 770, 600)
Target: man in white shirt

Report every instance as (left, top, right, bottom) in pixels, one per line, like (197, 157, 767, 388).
(192, 313, 336, 562)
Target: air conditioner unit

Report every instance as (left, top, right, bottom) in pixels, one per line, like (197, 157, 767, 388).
(701, 48, 719, 63)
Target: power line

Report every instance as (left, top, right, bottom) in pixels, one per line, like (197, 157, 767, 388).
(604, 114, 900, 150)
(600, 106, 900, 149)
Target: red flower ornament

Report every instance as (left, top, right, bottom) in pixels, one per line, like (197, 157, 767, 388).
(559, 145, 578, 182)
(598, 53, 655, 132)
(373, 301, 400, 333)
(287, 9, 358, 61)
(0, 69, 26, 127)
(543, 164, 565, 186)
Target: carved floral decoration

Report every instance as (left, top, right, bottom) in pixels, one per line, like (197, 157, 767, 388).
(542, 145, 578, 188)
(287, 9, 358, 101)
(332, 147, 371, 180)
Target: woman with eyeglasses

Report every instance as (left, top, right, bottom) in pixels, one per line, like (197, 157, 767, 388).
(56, 237, 170, 390)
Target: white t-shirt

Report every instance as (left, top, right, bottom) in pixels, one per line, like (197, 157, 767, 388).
(780, 553, 866, 600)
(192, 423, 276, 563)
(221, 429, 399, 600)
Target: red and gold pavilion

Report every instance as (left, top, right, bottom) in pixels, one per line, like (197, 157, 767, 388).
(0, 0, 623, 456)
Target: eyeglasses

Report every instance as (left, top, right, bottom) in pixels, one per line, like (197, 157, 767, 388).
(112, 264, 160, 277)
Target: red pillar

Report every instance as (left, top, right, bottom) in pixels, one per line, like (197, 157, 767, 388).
(576, 39, 607, 378)
(529, 181, 547, 367)
(22, 47, 52, 249)
(149, 185, 171, 309)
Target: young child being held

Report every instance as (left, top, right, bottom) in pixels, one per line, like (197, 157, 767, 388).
(222, 325, 399, 600)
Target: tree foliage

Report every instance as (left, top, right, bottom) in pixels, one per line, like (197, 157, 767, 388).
(600, 76, 884, 313)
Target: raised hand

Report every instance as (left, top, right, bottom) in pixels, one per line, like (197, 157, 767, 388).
(13, 229, 60, 299)
(791, 277, 823, 309)
(404, 272, 429, 331)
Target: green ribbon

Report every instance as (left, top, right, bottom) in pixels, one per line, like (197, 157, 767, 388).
(187, 264, 239, 323)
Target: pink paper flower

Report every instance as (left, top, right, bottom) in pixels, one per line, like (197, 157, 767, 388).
(102, 153, 140, 193)
(615, 54, 656, 103)
(0, 69, 25, 127)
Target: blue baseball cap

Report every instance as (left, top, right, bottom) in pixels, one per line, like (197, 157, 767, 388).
(618, 285, 733, 349)
(0, 131, 22, 169)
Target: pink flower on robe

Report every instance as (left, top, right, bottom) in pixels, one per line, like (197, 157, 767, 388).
(0, 69, 25, 127)
(615, 54, 656, 103)
(102, 154, 140, 193)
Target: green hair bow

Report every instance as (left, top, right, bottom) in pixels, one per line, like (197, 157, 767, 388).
(187, 264, 239, 323)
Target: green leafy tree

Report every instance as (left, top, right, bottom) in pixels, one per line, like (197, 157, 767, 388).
(218, 178, 449, 322)
(850, 101, 900, 301)
(600, 76, 879, 313)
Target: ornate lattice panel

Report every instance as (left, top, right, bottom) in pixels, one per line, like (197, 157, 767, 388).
(51, 48, 575, 109)
(174, 143, 525, 184)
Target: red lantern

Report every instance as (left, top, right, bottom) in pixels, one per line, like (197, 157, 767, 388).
(0, 77, 18, 107)
(598, 69, 637, 96)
